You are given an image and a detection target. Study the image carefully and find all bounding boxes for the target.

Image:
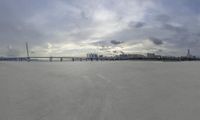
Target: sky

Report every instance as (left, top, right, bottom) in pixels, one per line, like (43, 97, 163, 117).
(0, 0, 200, 57)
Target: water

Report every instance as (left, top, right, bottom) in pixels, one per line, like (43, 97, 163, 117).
(1, 61, 200, 120)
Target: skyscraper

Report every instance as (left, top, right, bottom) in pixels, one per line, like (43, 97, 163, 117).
(187, 49, 191, 58)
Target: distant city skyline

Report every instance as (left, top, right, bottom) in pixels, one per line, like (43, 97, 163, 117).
(0, 0, 200, 57)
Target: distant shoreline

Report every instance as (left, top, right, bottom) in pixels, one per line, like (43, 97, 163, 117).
(0, 57, 200, 62)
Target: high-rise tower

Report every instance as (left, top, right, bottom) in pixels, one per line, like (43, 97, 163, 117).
(26, 42, 30, 61)
(187, 49, 191, 57)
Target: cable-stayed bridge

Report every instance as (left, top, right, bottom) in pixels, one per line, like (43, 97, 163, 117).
(0, 56, 87, 62)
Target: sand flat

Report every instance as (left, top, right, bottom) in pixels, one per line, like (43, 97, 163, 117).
(1, 61, 200, 120)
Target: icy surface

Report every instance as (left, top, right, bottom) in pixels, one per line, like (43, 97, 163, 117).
(1, 61, 200, 120)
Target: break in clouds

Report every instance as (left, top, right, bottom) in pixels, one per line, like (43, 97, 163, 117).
(0, 0, 200, 56)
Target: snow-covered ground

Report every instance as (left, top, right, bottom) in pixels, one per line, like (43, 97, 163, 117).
(1, 61, 200, 120)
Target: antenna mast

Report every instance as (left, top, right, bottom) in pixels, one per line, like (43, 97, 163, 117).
(26, 42, 30, 59)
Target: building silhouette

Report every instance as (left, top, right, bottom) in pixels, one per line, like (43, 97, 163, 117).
(187, 49, 192, 58)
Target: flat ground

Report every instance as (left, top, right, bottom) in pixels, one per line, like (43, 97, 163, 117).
(1, 61, 200, 120)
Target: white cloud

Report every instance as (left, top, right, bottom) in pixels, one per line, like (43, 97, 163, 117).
(1, 0, 200, 56)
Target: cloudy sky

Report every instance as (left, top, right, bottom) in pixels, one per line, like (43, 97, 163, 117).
(0, 0, 200, 57)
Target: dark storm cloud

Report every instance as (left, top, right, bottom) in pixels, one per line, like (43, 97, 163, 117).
(135, 22, 145, 28)
(128, 21, 146, 28)
(110, 40, 124, 45)
(149, 37, 163, 45)
(91, 40, 124, 47)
